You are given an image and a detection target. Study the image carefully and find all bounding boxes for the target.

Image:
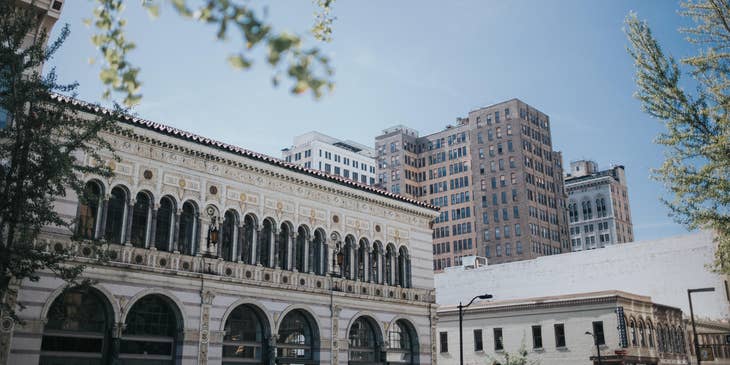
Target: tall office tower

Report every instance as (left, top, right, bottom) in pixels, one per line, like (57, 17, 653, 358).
(281, 131, 378, 186)
(375, 99, 570, 270)
(565, 160, 634, 250)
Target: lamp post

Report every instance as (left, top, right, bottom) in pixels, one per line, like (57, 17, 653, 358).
(688, 287, 715, 365)
(585, 331, 602, 365)
(458, 294, 493, 365)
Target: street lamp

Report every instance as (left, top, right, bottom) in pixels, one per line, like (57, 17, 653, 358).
(585, 331, 602, 365)
(688, 287, 715, 365)
(458, 294, 493, 365)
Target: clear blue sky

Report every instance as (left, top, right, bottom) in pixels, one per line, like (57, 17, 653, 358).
(48, 1, 697, 242)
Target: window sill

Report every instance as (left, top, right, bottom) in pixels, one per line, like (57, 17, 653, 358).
(532, 347, 545, 352)
(556, 346, 569, 351)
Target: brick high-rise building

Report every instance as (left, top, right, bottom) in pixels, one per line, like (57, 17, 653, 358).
(375, 99, 570, 270)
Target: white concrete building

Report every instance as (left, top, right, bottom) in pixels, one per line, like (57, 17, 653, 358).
(282, 132, 377, 186)
(435, 230, 728, 320)
(3, 95, 440, 365)
(437, 291, 688, 365)
(565, 160, 634, 250)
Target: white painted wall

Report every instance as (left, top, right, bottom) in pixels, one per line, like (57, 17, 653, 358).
(435, 230, 729, 320)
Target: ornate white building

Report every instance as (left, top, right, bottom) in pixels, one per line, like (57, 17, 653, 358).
(3, 96, 440, 365)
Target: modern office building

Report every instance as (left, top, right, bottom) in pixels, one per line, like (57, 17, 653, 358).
(375, 99, 569, 270)
(282, 131, 377, 186)
(3, 93, 440, 364)
(565, 160, 634, 250)
(436, 291, 688, 365)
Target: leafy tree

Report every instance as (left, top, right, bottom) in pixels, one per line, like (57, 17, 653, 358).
(625, 0, 730, 272)
(0, 1, 118, 322)
(489, 342, 540, 365)
(89, 0, 336, 105)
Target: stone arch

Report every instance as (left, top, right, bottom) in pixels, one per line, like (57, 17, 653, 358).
(387, 316, 420, 365)
(275, 304, 322, 336)
(295, 224, 311, 273)
(120, 288, 188, 330)
(40, 283, 121, 324)
(219, 298, 274, 333)
(345, 312, 385, 343)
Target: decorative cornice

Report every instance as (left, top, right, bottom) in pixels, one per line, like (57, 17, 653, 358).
(50, 94, 439, 213)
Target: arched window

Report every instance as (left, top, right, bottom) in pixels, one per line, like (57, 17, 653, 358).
(372, 242, 382, 284)
(343, 236, 355, 279)
(223, 304, 268, 364)
(40, 288, 112, 364)
(349, 317, 380, 364)
(639, 320, 646, 347)
(313, 229, 324, 275)
(388, 320, 418, 364)
(121, 295, 181, 364)
(259, 219, 274, 267)
(77, 181, 102, 239)
(241, 214, 256, 264)
(155, 197, 175, 251)
(630, 319, 637, 347)
(178, 201, 197, 255)
(130, 192, 151, 248)
(279, 223, 291, 270)
(398, 247, 411, 288)
(295, 226, 308, 273)
(386, 245, 395, 286)
(357, 239, 367, 282)
(647, 321, 655, 348)
(277, 310, 318, 364)
(104, 186, 127, 243)
(221, 210, 237, 261)
(677, 327, 686, 353)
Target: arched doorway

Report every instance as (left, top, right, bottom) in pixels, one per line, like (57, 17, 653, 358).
(40, 288, 113, 364)
(348, 316, 383, 365)
(387, 319, 418, 364)
(120, 294, 182, 364)
(223, 304, 270, 365)
(277, 309, 319, 365)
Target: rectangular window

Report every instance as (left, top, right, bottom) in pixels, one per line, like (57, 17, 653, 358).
(473, 329, 483, 351)
(532, 325, 543, 349)
(493, 328, 503, 351)
(592, 321, 605, 345)
(440, 332, 449, 353)
(554, 323, 566, 348)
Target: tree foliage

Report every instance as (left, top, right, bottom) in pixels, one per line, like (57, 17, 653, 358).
(625, 0, 730, 272)
(0, 2, 119, 321)
(89, 0, 336, 106)
(489, 342, 540, 365)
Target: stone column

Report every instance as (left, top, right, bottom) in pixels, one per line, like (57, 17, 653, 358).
(172, 211, 181, 253)
(124, 201, 134, 245)
(307, 239, 314, 274)
(148, 208, 157, 249)
(272, 228, 280, 269)
(252, 228, 260, 265)
(197, 215, 205, 256)
(301, 236, 309, 273)
(110, 322, 124, 362)
(367, 250, 373, 283)
(289, 232, 296, 271)
(98, 197, 110, 240)
(235, 224, 244, 262)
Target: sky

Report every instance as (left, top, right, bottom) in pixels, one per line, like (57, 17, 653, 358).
(48, 0, 698, 242)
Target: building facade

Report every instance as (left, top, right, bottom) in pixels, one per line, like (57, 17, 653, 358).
(374, 99, 569, 270)
(282, 131, 377, 186)
(565, 160, 634, 250)
(436, 291, 689, 365)
(3, 96, 440, 365)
